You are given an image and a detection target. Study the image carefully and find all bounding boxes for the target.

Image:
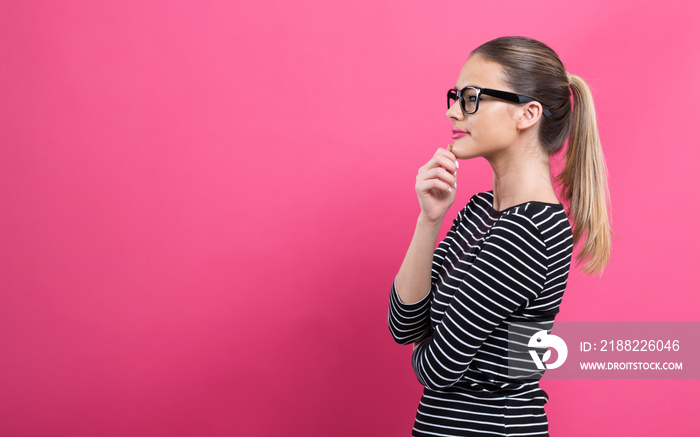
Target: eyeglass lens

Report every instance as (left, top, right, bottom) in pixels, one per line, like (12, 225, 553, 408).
(448, 88, 479, 114)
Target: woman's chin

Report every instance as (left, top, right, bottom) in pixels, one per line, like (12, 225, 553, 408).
(451, 142, 479, 160)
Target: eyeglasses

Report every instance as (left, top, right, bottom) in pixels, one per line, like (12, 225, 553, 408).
(447, 86, 552, 117)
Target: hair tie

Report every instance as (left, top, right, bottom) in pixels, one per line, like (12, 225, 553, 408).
(566, 72, 572, 85)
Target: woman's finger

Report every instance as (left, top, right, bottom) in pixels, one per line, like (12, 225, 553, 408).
(417, 176, 455, 194)
(417, 166, 456, 188)
(419, 167, 452, 186)
(426, 156, 457, 179)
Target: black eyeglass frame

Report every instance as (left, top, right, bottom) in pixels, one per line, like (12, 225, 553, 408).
(448, 86, 552, 117)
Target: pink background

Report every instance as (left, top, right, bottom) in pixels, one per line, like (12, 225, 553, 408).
(1, 1, 699, 436)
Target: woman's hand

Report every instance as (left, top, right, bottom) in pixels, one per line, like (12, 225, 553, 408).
(413, 338, 427, 351)
(415, 144, 458, 223)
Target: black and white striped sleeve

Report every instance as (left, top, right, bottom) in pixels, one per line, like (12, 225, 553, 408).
(410, 213, 548, 390)
(387, 277, 432, 345)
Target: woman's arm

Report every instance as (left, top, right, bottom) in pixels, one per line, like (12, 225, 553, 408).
(389, 210, 465, 345)
(387, 145, 458, 345)
(395, 144, 457, 304)
(394, 214, 443, 305)
(387, 214, 443, 346)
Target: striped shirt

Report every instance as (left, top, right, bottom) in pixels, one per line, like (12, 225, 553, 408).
(388, 190, 573, 436)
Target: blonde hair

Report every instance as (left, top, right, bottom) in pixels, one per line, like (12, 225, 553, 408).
(472, 36, 614, 276)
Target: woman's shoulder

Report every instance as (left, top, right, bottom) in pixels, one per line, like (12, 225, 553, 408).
(498, 200, 572, 248)
(459, 190, 497, 217)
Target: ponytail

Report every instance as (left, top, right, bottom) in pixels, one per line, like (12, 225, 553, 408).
(555, 74, 615, 276)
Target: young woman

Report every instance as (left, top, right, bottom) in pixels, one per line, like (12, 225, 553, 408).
(388, 36, 613, 436)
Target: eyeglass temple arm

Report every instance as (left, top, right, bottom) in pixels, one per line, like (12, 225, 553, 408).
(480, 88, 526, 103)
(482, 88, 552, 117)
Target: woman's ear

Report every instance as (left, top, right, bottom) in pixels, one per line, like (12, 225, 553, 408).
(516, 102, 544, 130)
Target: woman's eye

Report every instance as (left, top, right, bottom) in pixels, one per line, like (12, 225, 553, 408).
(468, 96, 477, 102)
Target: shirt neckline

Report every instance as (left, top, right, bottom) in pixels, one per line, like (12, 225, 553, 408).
(487, 190, 564, 213)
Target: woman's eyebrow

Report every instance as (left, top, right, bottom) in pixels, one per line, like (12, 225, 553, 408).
(454, 84, 478, 90)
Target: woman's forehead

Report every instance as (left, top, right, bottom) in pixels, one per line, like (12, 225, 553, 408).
(454, 55, 507, 90)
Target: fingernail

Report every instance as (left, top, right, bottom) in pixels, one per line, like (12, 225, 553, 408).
(454, 182, 457, 189)
(455, 160, 459, 168)
(448, 187, 452, 193)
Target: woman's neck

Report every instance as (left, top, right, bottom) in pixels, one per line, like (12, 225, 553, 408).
(490, 152, 558, 211)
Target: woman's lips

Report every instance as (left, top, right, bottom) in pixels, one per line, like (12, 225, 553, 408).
(452, 129, 469, 139)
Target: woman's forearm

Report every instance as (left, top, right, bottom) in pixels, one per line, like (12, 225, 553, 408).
(394, 213, 443, 305)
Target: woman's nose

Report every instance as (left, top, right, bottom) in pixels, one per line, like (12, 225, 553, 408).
(447, 102, 463, 120)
